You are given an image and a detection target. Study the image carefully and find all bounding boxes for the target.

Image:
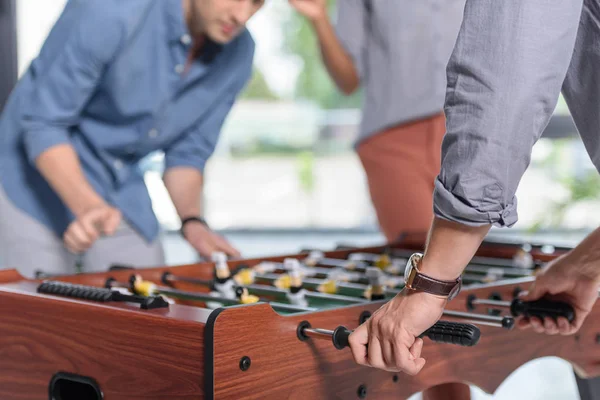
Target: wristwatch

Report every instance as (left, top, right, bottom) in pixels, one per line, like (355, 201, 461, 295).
(404, 253, 462, 300)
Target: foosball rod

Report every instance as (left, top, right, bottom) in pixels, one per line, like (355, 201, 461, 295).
(442, 310, 514, 329)
(299, 320, 481, 348)
(467, 295, 575, 322)
(162, 272, 369, 305)
(301, 255, 532, 284)
(254, 272, 401, 297)
(107, 277, 318, 313)
(390, 249, 539, 269)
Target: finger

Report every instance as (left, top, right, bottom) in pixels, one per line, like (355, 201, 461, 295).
(187, 232, 218, 260)
(396, 344, 426, 376)
(530, 317, 545, 333)
(84, 207, 112, 222)
(557, 317, 571, 335)
(519, 280, 547, 302)
(102, 210, 122, 236)
(214, 235, 241, 258)
(348, 324, 369, 366)
(198, 241, 219, 260)
(570, 312, 588, 334)
(565, 325, 579, 336)
(516, 317, 532, 330)
(69, 223, 93, 250)
(543, 317, 559, 335)
(79, 217, 100, 243)
(367, 337, 385, 370)
(409, 337, 423, 361)
(63, 233, 81, 254)
(380, 340, 394, 369)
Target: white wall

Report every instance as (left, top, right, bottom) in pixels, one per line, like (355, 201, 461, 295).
(16, 0, 67, 76)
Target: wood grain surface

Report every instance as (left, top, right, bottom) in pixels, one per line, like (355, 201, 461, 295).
(0, 283, 209, 400)
(209, 280, 600, 399)
(0, 236, 584, 400)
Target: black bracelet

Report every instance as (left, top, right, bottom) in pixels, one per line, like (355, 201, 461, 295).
(180, 216, 209, 237)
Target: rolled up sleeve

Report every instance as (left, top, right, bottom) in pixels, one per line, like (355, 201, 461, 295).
(335, 0, 367, 78)
(434, 0, 583, 227)
(163, 95, 237, 173)
(20, 1, 125, 164)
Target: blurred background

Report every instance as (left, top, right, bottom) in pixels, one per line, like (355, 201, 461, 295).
(0, 1, 596, 398)
(2, 0, 597, 262)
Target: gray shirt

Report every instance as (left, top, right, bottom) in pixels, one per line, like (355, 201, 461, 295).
(335, 0, 466, 145)
(434, 0, 595, 228)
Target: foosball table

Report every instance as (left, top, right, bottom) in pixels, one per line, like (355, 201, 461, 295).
(1, 233, 599, 400)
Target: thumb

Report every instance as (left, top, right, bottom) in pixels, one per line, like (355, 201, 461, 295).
(348, 324, 369, 366)
(519, 278, 548, 302)
(414, 357, 426, 374)
(101, 209, 122, 236)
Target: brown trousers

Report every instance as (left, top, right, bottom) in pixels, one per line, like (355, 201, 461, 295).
(357, 112, 446, 242)
(357, 113, 471, 400)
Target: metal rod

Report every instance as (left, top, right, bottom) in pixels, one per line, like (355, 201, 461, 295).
(442, 310, 514, 329)
(471, 298, 512, 308)
(456, 319, 507, 328)
(442, 309, 505, 322)
(163, 274, 212, 286)
(305, 290, 368, 304)
(303, 328, 335, 341)
(312, 258, 369, 271)
(463, 264, 532, 277)
(391, 249, 533, 269)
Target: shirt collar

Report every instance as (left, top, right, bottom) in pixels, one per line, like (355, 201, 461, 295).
(164, 0, 224, 63)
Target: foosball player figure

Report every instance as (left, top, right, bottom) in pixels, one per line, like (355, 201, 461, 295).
(512, 244, 535, 269)
(234, 287, 260, 305)
(130, 274, 157, 297)
(303, 250, 324, 267)
(211, 252, 236, 299)
(284, 258, 309, 307)
(374, 254, 392, 270)
(317, 278, 338, 295)
(128, 274, 175, 305)
(364, 267, 386, 301)
(233, 267, 256, 286)
(273, 258, 298, 289)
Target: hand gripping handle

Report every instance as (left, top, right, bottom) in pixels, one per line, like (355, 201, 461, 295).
(332, 320, 481, 349)
(511, 298, 575, 322)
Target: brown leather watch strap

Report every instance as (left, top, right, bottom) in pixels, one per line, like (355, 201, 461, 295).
(410, 273, 458, 297)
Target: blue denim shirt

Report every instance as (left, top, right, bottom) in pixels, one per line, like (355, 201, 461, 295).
(0, 0, 254, 242)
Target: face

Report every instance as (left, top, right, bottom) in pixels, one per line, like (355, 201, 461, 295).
(189, 0, 265, 44)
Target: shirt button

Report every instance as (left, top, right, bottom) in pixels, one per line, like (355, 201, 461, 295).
(148, 128, 158, 138)
(175, 64, 185, 74)
(180, 34, 191, 45)
(113, 159, 123, 170)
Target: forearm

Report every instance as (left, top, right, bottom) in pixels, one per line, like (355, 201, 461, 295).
(311, 16, 359, 95)
(163, 167, 203, 219)
(561, 227, 600, 282)
(35, 144, 105, 217)
(419, 217, 491, 280)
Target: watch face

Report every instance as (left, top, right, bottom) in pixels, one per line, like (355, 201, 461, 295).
(404, 253, 422, 287)
(404, 258, 413, 280)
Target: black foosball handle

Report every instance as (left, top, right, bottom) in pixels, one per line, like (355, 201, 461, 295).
(511, 298, 575, 323)
(37, 280, 169, 310)
(420, 320, 481, 347)
(332, 320, 480, 349)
